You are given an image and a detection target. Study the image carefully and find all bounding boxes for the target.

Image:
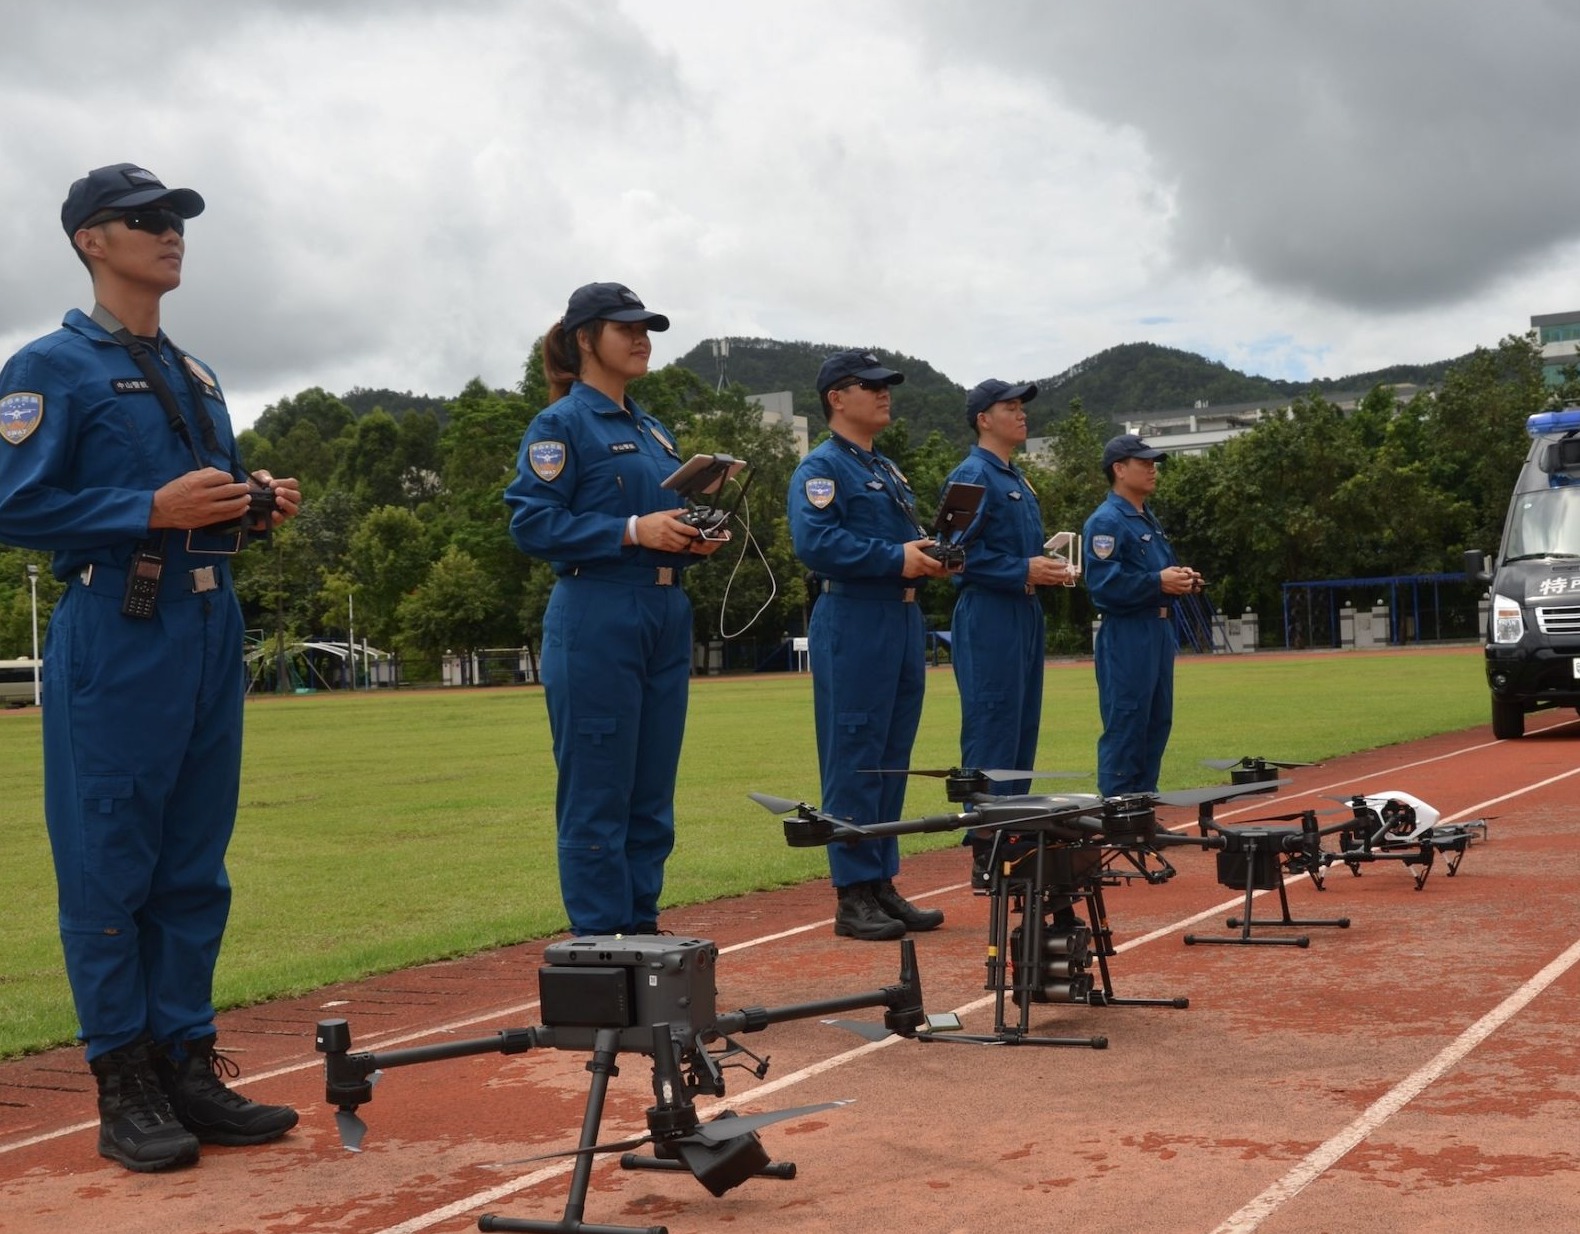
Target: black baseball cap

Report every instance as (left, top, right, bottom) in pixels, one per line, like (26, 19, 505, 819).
(816, 349, 904, 395)
(1102, 433, 1168, 468)
(966, 379, 1038, 426)
(61, 163, 204, 237)
(562, 282, 670, 334)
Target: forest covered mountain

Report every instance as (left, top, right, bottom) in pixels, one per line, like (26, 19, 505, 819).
(668, 337, 1463, 449)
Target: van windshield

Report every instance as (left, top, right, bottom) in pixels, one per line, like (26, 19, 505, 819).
(1505, 486, 1580, 560)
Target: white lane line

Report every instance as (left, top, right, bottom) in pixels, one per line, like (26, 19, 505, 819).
(1208, 934, 1580, 1234)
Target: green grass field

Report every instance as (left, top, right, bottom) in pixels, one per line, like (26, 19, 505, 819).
(0, 647, 1490, 1057)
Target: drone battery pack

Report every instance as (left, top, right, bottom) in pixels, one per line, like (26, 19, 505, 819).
(1216, 848, 1281, 891)
(538, 966, 631, 1029)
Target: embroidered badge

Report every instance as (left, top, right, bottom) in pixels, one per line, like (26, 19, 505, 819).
(0, 391, 43, 445)
(183, 355, 218, 389)
(646, 424, 680, 457)
(610, 441, 638, 454)
(805, 477, 836, 509)
(529, 440, 567, 481)
(1091, 534, 1115, 560)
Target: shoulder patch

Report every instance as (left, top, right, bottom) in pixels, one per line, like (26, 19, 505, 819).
(0, 392, 43, 445)
(183, 355, 218, 389)
(1090, 534, 1115, 560)
(529, 440, 567, 481)
(804, 477, 836, 509)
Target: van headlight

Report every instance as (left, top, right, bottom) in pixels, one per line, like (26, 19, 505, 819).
(1491, 594, 1525, 644)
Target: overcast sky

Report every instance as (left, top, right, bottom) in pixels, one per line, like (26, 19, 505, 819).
(5, 0, 1579, 428)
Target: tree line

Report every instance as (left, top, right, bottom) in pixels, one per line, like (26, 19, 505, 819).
(0, 331, 1569, 674)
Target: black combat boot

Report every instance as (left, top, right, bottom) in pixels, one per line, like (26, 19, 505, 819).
(90, 1039, 201, 1172)
(155, 1034, 299, 1146)
(834, 882, 906, 941)
(872, 880, 945, 932)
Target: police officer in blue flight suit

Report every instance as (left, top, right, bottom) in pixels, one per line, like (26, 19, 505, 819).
(788, 349, 954, 941)
(505, 283, 722, 938)
(947, 381, 1075, 892)
(1083, 434, 1203, 797)
(0, 164, 302, 1172)
(947, 380, 1074, 794)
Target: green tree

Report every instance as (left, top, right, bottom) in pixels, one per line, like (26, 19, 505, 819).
(397, 545, 502, 660)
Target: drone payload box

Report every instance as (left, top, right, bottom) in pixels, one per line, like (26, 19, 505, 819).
(539, 935, 720, 1051)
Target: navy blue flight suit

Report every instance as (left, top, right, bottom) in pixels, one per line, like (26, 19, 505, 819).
(946, 446, 1046, 796)
(0, 310, 248, 1062)
(1083, 491, 1179, 796)
(505, 381, 693, 935)
(788, 433, 926, 887)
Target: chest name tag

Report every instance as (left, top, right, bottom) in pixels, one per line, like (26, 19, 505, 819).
(865, 479, 885, 491)
(1008, 490, 1022, 501)
(610, 441, 639, 454)
(112, 378, 153, 394)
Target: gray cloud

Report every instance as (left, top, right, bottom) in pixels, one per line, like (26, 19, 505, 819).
(2, 0, 1575, 427)
(913, 0, 1580, 311)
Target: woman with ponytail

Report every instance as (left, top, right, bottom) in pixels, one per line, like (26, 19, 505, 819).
(506, 283, 720, 936)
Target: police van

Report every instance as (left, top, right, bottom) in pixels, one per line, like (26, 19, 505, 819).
(1466, 407, 1580, 738)
(0, 657, 40, 708)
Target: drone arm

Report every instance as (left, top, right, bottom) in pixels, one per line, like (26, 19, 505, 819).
(840, 810, 980, 840)
(713, 940, 925, 1038)
(317, 1018, 545, 1111)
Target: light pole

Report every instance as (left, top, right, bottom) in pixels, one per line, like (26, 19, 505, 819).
(26, 563, 40, 707)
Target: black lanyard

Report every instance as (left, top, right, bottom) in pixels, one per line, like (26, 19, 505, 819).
(832, 433, 927, 537)
(91, 304, 237, 475)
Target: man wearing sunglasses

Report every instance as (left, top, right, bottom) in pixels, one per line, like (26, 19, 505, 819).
(788, 349, 954, 941)
(0, 164, 301, 1172)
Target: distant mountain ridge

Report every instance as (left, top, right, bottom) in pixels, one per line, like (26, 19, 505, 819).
(670, 337, 1462, 448)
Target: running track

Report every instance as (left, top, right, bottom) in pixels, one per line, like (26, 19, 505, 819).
(2, 716, 1577, 1234)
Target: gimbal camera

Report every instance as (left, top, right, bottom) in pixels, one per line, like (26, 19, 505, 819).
(318, 934, 947, 1234)
(660, 453, 753, 540)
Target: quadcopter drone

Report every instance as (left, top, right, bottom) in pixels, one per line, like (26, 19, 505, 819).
(750, 769, 1291, 1046)
(318, 935, 949, 1234)
(1316, 790, 1490, 890)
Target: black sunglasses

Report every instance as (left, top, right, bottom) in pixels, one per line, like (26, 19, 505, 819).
(835, 378, 891, 394)
(123, 208, 186, 236)
(85, 207, 185, 236)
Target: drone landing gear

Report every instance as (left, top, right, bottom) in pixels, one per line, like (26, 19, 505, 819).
(1184, 834, 1349, 948)
(924, 830, 1185, 1048)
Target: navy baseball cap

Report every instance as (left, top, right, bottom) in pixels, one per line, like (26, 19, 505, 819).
(562, 282, 670, 334)
(1101, 433, 1168, 468)
(816, 349, 904, 395)
(61, 163, 204, 237)
(966, 379, 1039, 425)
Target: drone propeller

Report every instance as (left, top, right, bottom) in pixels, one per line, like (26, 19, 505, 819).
(1231, 807, 1348, 824)
(1202, 756, 1314, 771)
(860, 766, 1085, 781)
(748, 791, 806, 815)
(333, 1070, 380, 1152)
(1153, 781, 1293, 808)
(482, 1101, 854, 1168)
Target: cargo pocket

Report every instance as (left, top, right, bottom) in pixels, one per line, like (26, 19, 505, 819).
(80, 773, 135, 815)
(577, 717, 618, 745)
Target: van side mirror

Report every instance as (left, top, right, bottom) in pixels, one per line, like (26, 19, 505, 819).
(1463, 549, 1491, 586)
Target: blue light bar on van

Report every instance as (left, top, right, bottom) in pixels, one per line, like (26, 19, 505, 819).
(1527, 408, 1580, 435)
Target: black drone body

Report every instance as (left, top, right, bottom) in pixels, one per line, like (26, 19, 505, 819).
(318, 936, 937, 1234)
